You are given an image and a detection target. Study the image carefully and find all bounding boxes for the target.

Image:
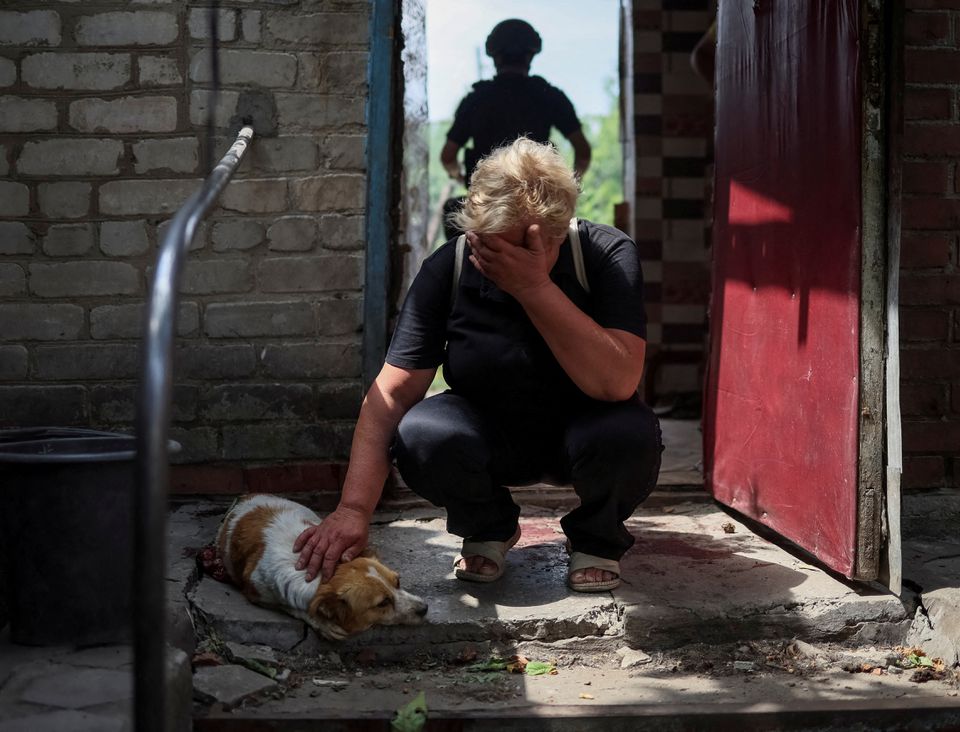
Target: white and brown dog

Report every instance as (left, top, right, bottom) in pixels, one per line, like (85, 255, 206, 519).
(217, 494, 428, 640)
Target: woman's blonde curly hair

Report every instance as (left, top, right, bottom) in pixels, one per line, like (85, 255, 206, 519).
(451, 137, 580, 238)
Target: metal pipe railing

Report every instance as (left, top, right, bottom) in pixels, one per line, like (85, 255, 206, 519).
(134, 125, 254, 732)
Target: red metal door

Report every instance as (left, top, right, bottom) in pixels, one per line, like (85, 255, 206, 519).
(704, 0, 884, 580)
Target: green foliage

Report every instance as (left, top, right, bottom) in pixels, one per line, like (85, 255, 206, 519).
(391, 691, 428, 732)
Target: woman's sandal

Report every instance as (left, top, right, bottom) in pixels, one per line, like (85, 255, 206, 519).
(567, 551, 621, 592)
(454, 526, 521, 583)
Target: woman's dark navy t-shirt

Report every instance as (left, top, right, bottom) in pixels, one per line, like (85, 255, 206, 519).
(386, 220, 647, 413)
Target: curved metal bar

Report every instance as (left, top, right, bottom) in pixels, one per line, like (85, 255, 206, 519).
(134, 126, 253, 732)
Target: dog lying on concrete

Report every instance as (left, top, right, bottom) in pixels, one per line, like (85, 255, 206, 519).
(217, 494, 428, 640)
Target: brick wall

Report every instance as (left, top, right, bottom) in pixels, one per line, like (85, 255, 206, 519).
(900, 0, 960, 490)
(0, 1, 372, 486)
(630, 1, 714, 403)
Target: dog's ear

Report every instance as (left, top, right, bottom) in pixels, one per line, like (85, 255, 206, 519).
(309, 585, 349, 625)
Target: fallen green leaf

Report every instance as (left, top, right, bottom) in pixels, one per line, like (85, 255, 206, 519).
(391, 691, 427, 732)
(525, 661, 556, 676)
(466, 658, 509, 672)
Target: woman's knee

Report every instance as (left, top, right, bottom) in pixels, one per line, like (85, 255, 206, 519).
(565, 401, 662, 470)
(393, 396, 490, 475)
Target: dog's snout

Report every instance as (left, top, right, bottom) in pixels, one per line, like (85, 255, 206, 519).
(415, 602, 428, 617)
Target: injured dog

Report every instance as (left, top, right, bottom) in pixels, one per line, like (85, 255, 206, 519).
(217, 494, 428, 640)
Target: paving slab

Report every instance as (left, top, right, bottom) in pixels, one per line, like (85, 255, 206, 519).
(193, 664, 278, 707)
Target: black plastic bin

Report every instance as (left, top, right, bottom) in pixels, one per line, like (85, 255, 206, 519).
(0, 427, 180, 646)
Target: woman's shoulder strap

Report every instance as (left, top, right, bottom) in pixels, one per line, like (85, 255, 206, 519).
(568, 218, 590, 293)
(451, 234, 466, 307)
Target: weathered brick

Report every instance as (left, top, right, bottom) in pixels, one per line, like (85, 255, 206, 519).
(242, 136, 318, 173)
(0, 97, 57, 132)
(0, 58, 15, 87)
(92, 384, 198, 423)
(242, 11, 262, 43)
(169, 426, 219, 464)
(18, 138, 124, 176)
(261, 342, 360, 378)
(903, 455, 946, 489)
(0, 145, 8, 176)
(201, 384, 313, 421)
(904, 88, 952, 120)
(34, 344, 140, 379)
(204, 301, 314, 337)
(175, 344, 257, 379)
(190, 49, 297, 87)
(291, 175, 365, 212)
(188, 8, 237, 41)
(0, 386, 87, 427)
(900, 347, 960, 378)
(299, 52, 368, 93)
(267, 215, 316, 252)
(322, 134, 365, 170)
(900, 308, 950, 341)
(189, 89, 240, 128)
(42, 223, 94, 256)
(70, 96, 177, 133)
(258, 255, 362, 292)
(900, 232, 954, 268)
(22, 52, 130, 90)
(75, 11, 178, 46)
(275, 94, 365, 131)
(180, 260, 251, 294)
(0, 223, 37, 255)
(0, 346, 28, 380)
(903, 161, 950, 194)
(905, 11, 953, 45)
(221, 422, 353, 461)
(220, 179, 288, 213)
(903, 197, 960, 230)
(30, 261, 139, 297)
(0, 303, 84, 341)
(318, 214, 364, 250)
(100, 179, 200, 216)
(903, 418, 960, 452)
(211, 219, 264, 251)
(38, 183, 91, 220)
(0, 264, 26, 296)
(132, 137, 198, 174)
(900, 273, 960, 305)
(901, 382, 949, 416)
(906, 49, 960, 83)
(316, 297, 361, 336)
(139, 55, 182, 86)
(265, 13, 367, 47)
(0, 182, 29, 217)
(904, 123, 960, 157)
(157, 218, 208, 251)
(0, 10, 61, 46)
(91, 302, 198, 339)
(316, 381, 362, 419)
(100, 220, 150, 257)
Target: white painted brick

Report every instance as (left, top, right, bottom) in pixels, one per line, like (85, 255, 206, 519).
(75, 12, 178, 46)
(38, 182, 91, 219)
(0, 97, 57, 133)
(242, 136, 318, 173)
(100, 220, 150, 256)
(100, 179, 200, 216)
(70, 96, 177, 133)
(220, 179, 288, 213)
(316, 296, 361, 336)
(204, 301, 314, 338)
(242, 11, 262, 43)
(190, 49, 297, 87)
(42, 223, 94, 255)
(139, 55, 182, 86)
(0, 223, 36, 254)
(0, 304, 84, 341)
(30, 261, 139, 297)
(18, 138, 124, 176)
(0, 346, 28, 379)
(265, 13, 367, 47)
(275, 93, 365, 132)
(212, 219, 264, 251)
(0, 11, 61, 46)
(299, 52, 367, 93)
(180, 260, 251, 295)
(157, 218, 208, 251)
(0, 264, 26, 297)
(188, 8, 237, 41)
(322, 133, 365, 170)
(91, 302, 197, 339)
(0, 182, 29, 217)
(132, 137, 198, 174)
(290, 175, 365, 212)
(22, 52, 130, 90)
(317, 214, 363, 250)
(0, 58, 15, 87)
(34, 344, 139, 379)
(189, 89, 240, 128)
(267, 215, 316, 252)
(258, 255, 362, 292)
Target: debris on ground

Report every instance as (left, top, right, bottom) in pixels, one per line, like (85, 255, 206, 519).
(721, 522, 737, 534)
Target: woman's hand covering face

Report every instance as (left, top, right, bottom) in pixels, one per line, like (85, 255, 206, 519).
(466, 223, 565, 299)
